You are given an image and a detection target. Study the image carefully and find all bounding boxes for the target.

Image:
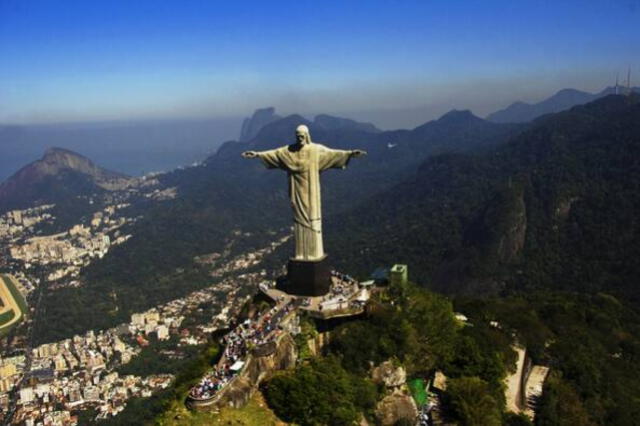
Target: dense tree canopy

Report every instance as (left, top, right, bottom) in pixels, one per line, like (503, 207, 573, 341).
(443, 376, 502, 426)
(263, 356, 377, 426)
(329, 281, 458, 375)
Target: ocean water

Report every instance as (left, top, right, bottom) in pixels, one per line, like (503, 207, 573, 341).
(0, 117, 242, 181)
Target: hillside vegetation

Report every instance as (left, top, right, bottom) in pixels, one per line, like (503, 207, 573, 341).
(322, 94, 640, 304)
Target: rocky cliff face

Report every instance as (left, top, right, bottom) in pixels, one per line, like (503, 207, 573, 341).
(307, 331, 330, 357)
(482, 186, 527, 264)
(194, 332, 298, 411)
(371, 360, 407, 388)
(243, 332, 297, 385)
(375, 391, 419, 425)
(431, 184, 527, 295)
(371, 359, 417, 425)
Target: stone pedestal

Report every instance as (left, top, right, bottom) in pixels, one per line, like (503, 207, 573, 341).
(279, 255, 331, 296)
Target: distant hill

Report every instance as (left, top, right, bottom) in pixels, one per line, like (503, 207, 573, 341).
(321, 94, 640, 304)
(0, 147, 133, 213)
(487, 86, 640, 123)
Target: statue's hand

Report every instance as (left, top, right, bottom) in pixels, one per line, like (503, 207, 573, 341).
(242, 151, 258, 159)
(351, 149, 367, 157)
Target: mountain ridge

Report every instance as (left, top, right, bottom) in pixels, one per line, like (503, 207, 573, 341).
(487, 86, 640, 123)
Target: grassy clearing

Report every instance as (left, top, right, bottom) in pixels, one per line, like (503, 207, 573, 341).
(0, 309, 16, 337)
(0, 309, 16, 326)
(0, 274, 28, 314)
(156, 392, 286, 426)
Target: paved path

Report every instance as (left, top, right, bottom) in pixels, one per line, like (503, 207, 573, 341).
(504, 345, 526, 413)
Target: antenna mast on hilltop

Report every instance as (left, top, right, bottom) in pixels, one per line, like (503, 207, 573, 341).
(627, 66, 632, 95)
(615, 72, 619, 95)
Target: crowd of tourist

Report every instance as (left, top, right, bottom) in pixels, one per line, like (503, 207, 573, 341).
(190, 366, 235, 399)
(316, 271, 361, 310)
(189, 300, 297, 400)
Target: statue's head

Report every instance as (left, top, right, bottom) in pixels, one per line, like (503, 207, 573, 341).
(295, 125, 311, 145)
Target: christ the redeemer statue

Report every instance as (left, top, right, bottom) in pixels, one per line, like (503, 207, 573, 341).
(242, 125, 366, 263)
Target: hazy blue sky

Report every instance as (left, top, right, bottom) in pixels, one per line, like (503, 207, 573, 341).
(1, 0, 639, 127)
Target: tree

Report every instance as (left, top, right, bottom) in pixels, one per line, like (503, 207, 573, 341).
(443, 377, 502, 426)
(504, 412, 533, 426)
(263, 356, 377, 425)
(536, 374, 595, 426)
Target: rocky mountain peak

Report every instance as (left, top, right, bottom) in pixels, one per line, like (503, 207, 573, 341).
(0, 147, 133, 212)
(239, 107, 281, 142)
(28, 147, 125, 181)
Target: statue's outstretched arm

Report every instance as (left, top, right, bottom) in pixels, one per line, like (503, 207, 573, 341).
(318, 146, 367, 171)
(242, 148, 287, 169)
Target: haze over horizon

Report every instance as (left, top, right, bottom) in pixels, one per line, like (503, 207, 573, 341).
(2, 0, 639, 129)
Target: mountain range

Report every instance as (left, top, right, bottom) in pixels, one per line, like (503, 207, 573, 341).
(2, 84, 634, 185)
(321, 94, 640, 303)
(4, 93, 639, 343)
(487, 85, 640, 123)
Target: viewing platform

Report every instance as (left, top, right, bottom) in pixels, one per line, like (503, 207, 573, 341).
(260, 271, 371, 320)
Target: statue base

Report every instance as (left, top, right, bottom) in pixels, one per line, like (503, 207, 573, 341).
(277, 255, 332, 297)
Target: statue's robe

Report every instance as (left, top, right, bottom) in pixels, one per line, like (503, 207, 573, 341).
(257, 142, 353, 260)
